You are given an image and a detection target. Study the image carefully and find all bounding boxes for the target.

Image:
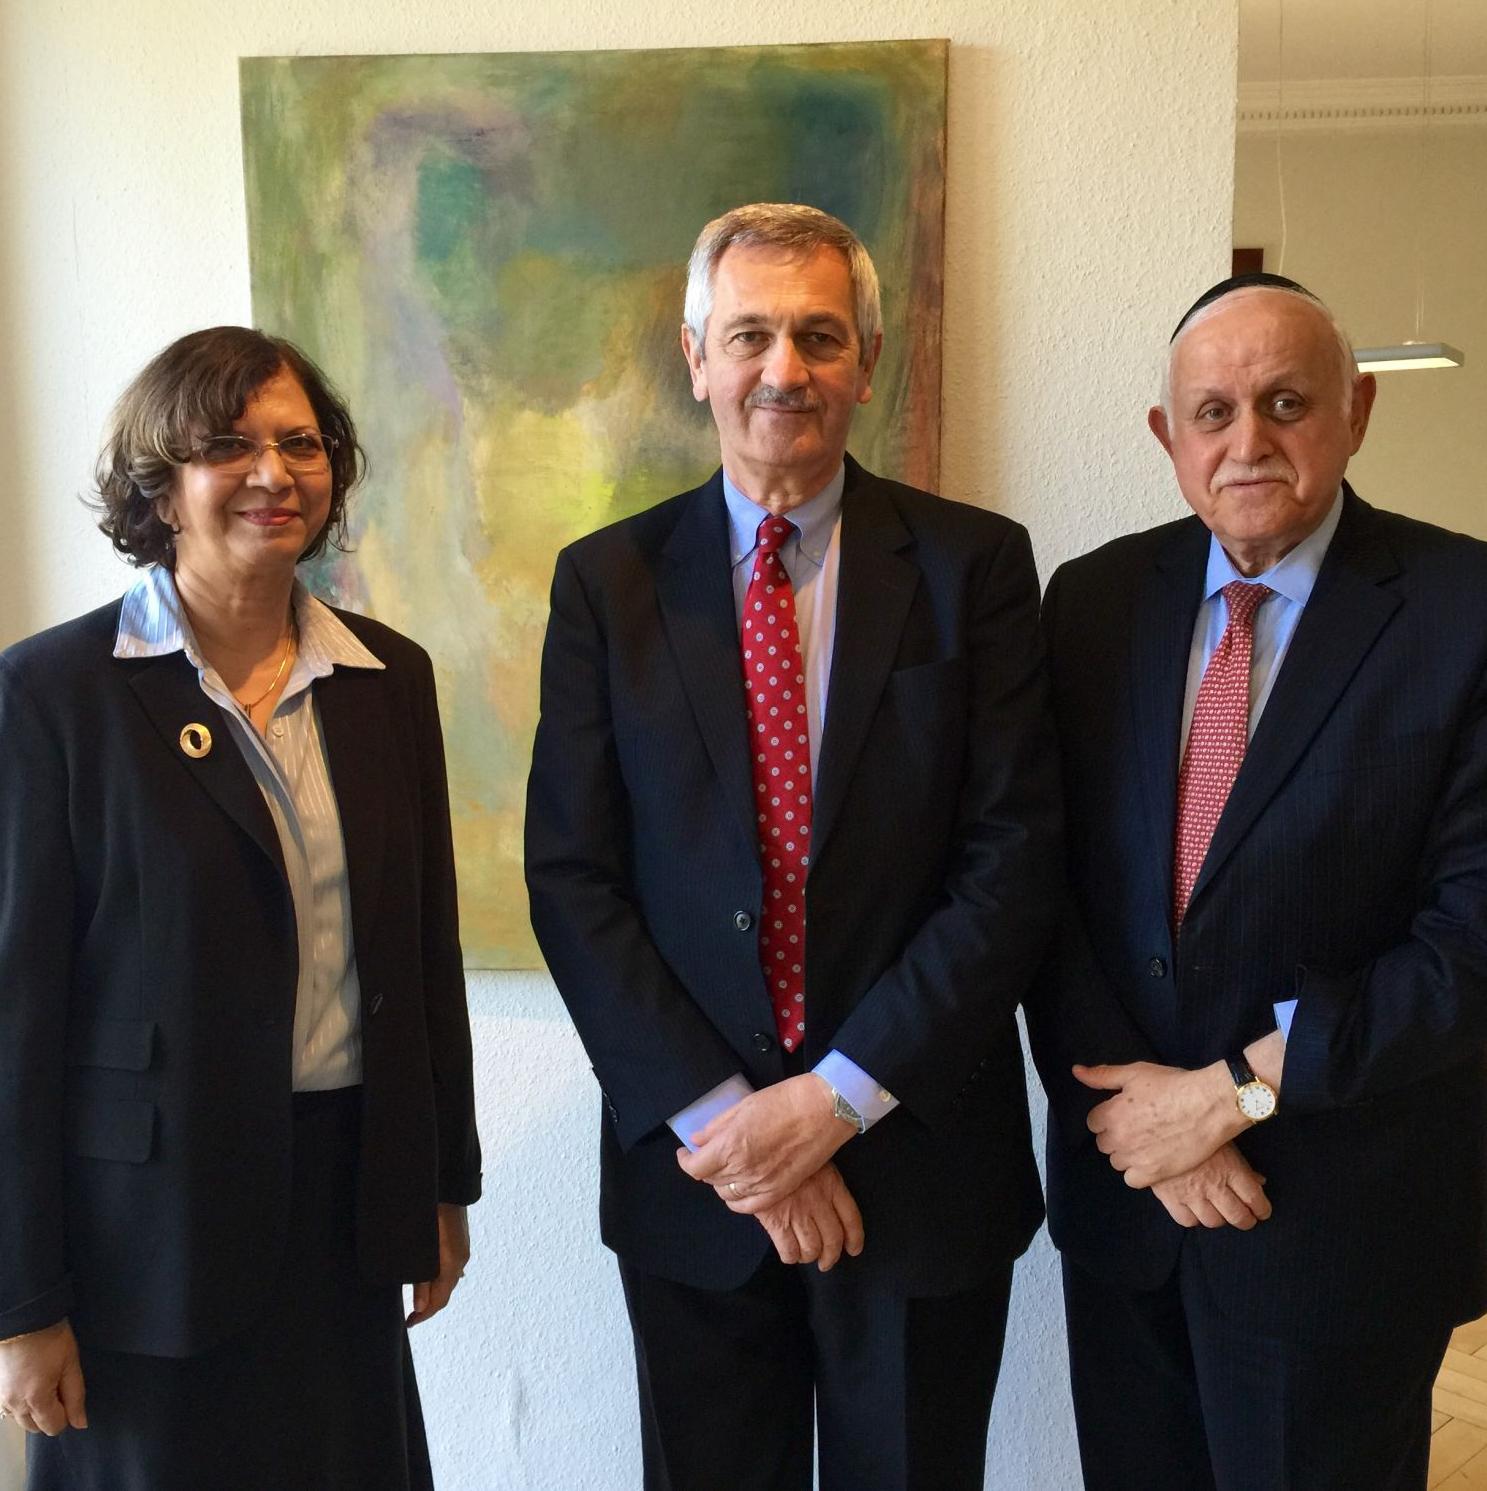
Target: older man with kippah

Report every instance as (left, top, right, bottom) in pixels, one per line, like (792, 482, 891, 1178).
(1030, 272, 1487, 1488)
(526, 203, 1061, 1488)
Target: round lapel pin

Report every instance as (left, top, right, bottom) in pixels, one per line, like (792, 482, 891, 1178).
(179, 723, 213, 758)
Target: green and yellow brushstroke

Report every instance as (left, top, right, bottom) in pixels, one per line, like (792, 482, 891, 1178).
(241, 40, 947, 967)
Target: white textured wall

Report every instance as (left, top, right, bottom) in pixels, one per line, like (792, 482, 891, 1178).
(0, 1, 1237, 1486)
(1235, 121, 1487, 542)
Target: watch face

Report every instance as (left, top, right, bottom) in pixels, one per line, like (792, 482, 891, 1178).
(1237, 1082, 1277, 1121)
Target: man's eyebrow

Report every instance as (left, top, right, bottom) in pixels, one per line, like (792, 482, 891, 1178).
(1186, 376, 1307, 403)
(718, 310, 852, 330)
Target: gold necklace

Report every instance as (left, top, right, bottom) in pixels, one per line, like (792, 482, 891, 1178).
(236, 620, 296, 713)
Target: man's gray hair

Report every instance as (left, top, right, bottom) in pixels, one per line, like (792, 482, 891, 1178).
(683, 203, 882, 365)
(1161, 284, 1361, 417)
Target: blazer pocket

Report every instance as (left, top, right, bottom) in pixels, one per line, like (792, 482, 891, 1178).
(1304, 729, 1436, 777)
(886, 656, 968, 690)
(65, 1018, 157, 1073)
(67, 1096, 155, 1164)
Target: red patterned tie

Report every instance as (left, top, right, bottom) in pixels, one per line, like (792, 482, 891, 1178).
(1172, 580, 1273, 927)
(742, 515, 812, 1053)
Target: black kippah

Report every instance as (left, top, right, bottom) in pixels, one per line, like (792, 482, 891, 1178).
(1170, 272, 1320, 342)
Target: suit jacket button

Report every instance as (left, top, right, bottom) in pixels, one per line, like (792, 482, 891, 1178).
(752, 1032, 775, 1053)
(1148, 958, 1167, 978)
(733, 911, 753, 932)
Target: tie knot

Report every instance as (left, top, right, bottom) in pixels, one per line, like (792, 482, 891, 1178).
(755, 516, 796, 557)
(1221, 580, 1272, 627)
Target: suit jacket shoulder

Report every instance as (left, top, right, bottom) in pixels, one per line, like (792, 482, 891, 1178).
(557, 479, 713, 572)
(1049, 512, 1199, 588)
(1360, 500, 1487, 581)
(325, 604, 440, 707)
(848, 462, 1025, 547)
(1, 598, 123, 685)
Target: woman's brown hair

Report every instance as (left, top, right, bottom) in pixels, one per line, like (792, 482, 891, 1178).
(92, 326, 365, 567)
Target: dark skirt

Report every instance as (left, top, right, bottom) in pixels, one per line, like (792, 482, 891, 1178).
(28, 1087, 434, 1491)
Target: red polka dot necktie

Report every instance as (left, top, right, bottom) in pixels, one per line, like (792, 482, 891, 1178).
(1172, 580, 1273, 928)
(742, 515, 812, 1053)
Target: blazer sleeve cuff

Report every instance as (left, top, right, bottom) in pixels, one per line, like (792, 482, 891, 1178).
(0, 1277, 74, 1340)
(1274, 963, 1350, 1114)
(438, 1173, 483, 1207)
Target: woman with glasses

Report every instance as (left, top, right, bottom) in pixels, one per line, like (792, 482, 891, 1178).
(0, 327, 481, 1490)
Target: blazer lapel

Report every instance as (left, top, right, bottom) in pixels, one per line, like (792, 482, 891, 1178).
(128, 653, 285, 878)
(1190, 490, 1401, 906)
(811, 464, 918, 862)
(1130, 517, 1210, 920)
(656, 475, 757, 849)
(315, 665, 388, 974)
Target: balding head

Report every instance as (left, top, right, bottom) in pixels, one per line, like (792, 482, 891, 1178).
(1163, 283, 1360, 418)
(1148, 284, 1377, 576)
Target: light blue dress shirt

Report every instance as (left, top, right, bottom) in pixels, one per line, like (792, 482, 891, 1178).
(1181, 489, 1344, 1041)
(114, 564, 385, 1090)
(668, 467, 900, 1150)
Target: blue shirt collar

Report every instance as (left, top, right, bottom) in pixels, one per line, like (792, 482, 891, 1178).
(113, 563, 384, 676)
(1202, 487, 1345, 606)
(722, 464, 845, 570)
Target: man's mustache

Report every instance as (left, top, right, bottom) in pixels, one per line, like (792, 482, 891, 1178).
(1213, 463, 1295, 489)
(747, 387, 821, 413)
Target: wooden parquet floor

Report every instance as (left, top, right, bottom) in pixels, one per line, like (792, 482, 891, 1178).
(1430, 1315, 1487, 1487)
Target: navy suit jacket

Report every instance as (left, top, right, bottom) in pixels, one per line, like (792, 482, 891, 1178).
(525, 456, 1061, 1296)
(1029, 486, 1487, 1343)
(0, 598, 481, 1355)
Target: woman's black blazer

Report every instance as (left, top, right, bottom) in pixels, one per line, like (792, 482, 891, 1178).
(0, 596, 481, 1356)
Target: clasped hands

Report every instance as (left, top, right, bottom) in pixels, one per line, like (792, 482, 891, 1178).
(676, 1074, 864, 1270)
(1075, 1058, 1273, 1232)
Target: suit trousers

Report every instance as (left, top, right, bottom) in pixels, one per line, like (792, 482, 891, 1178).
(1062, 1250, 1452, 1491)
(618, 1249, 1013, 1491)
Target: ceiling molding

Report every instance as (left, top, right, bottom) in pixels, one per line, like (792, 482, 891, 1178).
(1238, 75, 1487, 133)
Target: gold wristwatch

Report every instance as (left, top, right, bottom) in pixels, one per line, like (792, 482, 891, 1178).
(1226, 1055, 1277, 1123)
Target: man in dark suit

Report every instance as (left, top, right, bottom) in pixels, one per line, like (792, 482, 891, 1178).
(1029, 272, 1487, 1489)
(525, 203, 1060, 1488)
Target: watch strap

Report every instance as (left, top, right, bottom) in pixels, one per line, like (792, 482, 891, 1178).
(1225, 1054, 1257, 1089)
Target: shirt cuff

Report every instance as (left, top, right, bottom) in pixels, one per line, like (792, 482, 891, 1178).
(1273, 999, 1299, 1043)
(813, 1050, 900, 1132)
(668, 1073, 755, 1152)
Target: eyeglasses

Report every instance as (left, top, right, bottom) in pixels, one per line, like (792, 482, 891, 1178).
(187, 432, 337, 473)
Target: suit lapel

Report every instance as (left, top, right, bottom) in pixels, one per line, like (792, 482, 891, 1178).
(315, 665, 388, 974)
(656, 475, 757, 848)
(812, 464, 917, 862)
(1130, 517, 1210, 918)
(128, 654, 285, 878)
(1190, 490, 1401, 907)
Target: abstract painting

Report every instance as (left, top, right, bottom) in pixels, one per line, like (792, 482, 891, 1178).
(241, 39, 947, 966)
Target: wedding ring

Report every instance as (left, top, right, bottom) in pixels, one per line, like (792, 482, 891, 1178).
(727, 1182, 742, 1196)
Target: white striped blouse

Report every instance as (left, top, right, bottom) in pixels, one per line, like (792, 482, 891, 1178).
(114, 564, 385, 1091)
